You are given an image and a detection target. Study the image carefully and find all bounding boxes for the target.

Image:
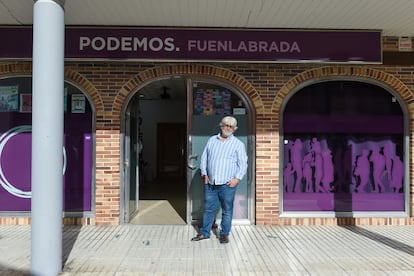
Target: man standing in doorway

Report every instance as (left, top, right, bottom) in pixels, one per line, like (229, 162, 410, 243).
(191, 116, 248, 244)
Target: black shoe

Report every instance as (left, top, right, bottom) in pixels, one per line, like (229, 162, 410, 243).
(219, 235, 229, 244)
(191, 234, 209, 241)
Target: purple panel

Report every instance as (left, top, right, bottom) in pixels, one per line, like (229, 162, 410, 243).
(83, 134, 92, 211)
(0, 28, 32, 59)
(283, 193, 404, 212)
(0, 111, 93, 212)
(284, 115, 404, 134)
(0, 130, 32, 211)
(0, 27, 382, 63)
(63, 112, 93, 212)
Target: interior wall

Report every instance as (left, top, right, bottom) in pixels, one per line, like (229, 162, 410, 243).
(139, 99, 186, 181)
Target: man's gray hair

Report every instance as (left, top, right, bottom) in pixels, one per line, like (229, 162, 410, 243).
(220, 116, 238, 130)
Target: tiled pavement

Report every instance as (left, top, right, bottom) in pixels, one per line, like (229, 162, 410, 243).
(1, 224, 414, 275)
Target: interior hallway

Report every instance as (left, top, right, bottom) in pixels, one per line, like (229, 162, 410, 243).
(130, 179, 187, 225)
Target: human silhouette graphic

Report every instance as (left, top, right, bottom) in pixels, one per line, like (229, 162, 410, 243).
(390, 155, 403, 193)
(370, 146, 386, 193)
(383, 143, 393, 182)
(283, 163, 295, 192)
(311, 138, 324, 193)
(354, 149, 370, 193)
(291, 138, 303, 193)
(302, 151, 314, 192)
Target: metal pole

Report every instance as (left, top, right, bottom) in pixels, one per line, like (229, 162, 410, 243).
(31, 0, 65, 275)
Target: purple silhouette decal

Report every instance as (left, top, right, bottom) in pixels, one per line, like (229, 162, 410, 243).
(302, 152, 313, 192)
(283, 162, 294, 192)
(311, 137, 321, 151)
(290, 138, 303, 193)
(383, 143, 393, 181)
(370, 146, 386, 193)
(354, 149, 370, 193)
(321, 148, 334, 192)
(311, 138, 325, 193)
(390, 155, 403, 193)
(283, 137, 404, 212)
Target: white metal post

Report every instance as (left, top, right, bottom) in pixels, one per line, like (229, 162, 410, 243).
(31, 0, 65, 275)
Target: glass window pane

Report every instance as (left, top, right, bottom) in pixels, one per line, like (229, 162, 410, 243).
(0, 77, 93, 213)
(283, 81, 405, 213)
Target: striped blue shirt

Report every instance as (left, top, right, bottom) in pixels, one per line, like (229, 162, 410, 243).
(200, 133, 248, 185)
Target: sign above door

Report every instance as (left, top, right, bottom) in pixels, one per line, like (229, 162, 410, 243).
(0, 27, 382, 64)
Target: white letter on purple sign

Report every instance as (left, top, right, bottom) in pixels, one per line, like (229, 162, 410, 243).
(133, 37, 148, 51)
(121, 37, 132, 51)
(188, 40, 196, 51)
(79, 37, 91, 50)
(269, 42, 279, 52)
(91, 37, 106, 51)
(107, 37, 120, 51)
(208, 40, 217, 51)
(164, 37, 176, 51)
(258, 41, 268, 52)
(291, 42, 301, 53)
(248, 41, 258, 52)
(149, 37, 163, 51)
(280, 41, 290, 52)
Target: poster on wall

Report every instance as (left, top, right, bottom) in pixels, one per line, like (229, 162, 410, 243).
(0, 85, 19, 112)
(19, 94, 32, 113)
(71, 94, 85, 113)
(193, 88, 231, 115)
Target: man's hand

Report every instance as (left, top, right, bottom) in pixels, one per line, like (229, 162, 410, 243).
(227, 178, 240, 187)
(203, 175, 210, 184)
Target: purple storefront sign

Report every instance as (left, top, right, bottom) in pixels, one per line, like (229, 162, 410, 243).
(0, 27, 382, 63)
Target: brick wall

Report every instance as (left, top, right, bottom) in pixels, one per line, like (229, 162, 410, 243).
(1, 59, 414, 226)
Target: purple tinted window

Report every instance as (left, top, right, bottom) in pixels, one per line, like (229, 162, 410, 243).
(283, 81, 405, 212)
(0, 77, 93, 212)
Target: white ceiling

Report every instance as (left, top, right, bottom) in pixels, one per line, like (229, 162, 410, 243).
(1, 0, 414, 36)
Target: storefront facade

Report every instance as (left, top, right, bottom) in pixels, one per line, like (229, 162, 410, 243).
(0, 27, 413, 225)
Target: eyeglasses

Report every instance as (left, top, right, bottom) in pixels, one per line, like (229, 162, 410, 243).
(221, 124, 234, 129)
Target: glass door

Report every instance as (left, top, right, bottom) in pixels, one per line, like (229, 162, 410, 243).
(123, 97, 140, 222)
(188, 80, 252, 225)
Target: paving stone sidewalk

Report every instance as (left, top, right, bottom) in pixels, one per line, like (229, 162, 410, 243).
(1, 224, 414, 275)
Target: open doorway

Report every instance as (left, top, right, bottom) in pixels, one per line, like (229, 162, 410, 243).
(125, 77, 188, 224)
(122, 76, 255, 226)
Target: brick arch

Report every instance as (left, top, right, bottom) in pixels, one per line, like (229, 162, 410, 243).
(112, 63, 264, 116)
(273, 66, 414, 113)
(64, 69, 104, 117)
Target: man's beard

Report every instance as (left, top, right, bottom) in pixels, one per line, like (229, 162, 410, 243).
(221, 129, 233, 137)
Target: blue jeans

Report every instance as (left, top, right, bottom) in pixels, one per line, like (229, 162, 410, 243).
(200, 184, 237, 238)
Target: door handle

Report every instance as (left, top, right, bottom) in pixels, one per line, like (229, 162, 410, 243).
(188, 154, 198, 170)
